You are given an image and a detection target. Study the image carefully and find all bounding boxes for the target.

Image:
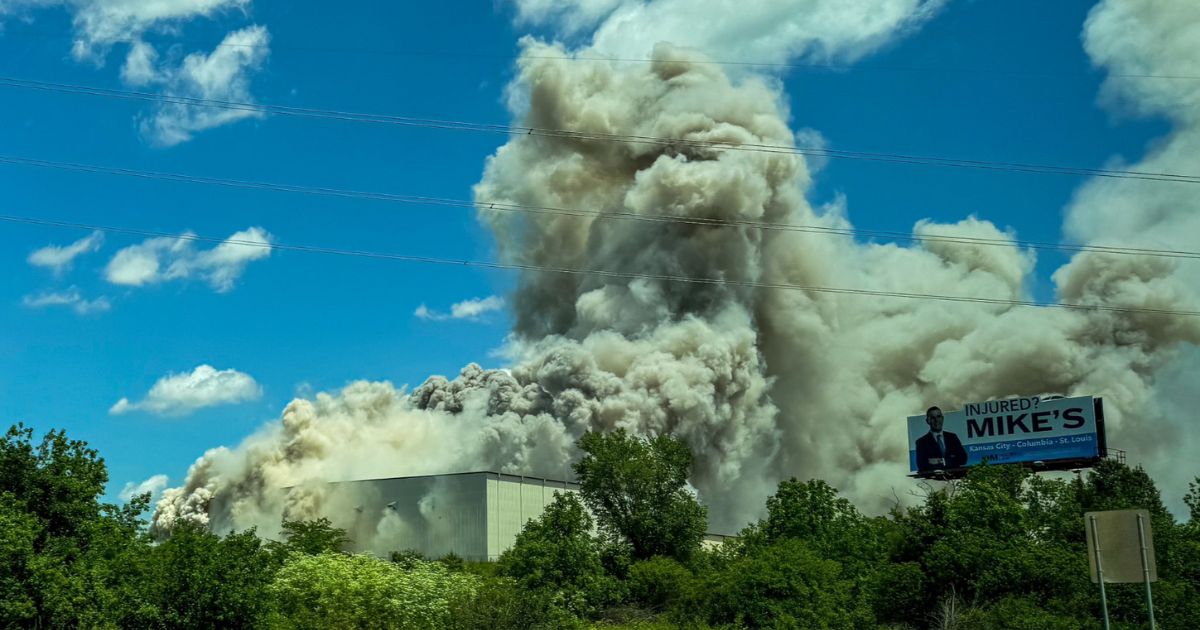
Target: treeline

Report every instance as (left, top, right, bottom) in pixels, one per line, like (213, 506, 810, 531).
(2, 423, 1198, 629)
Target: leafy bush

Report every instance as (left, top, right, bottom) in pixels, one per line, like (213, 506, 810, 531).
(626, 556, 693, 611)
(869, 561, 927, 626)
(447, 576, 580, 630)
(958, 596, 1090, 630)
(685, 538, 868, 629)
(438, 552, 466, 572)
(268, 552, 477, 629)
(390, 549, 428, 568)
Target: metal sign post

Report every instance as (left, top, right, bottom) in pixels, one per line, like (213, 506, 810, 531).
(1088, 515, 1111, 630)
(1136, 513, 1157, 630)
(1085, 509, 1157, 630)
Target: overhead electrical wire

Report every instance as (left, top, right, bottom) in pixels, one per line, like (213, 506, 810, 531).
(1, 153, 1198, 261)
(2, 76, 1199, 185)
(5, 30, 1199, 80)
(3, 213, 1198, 318)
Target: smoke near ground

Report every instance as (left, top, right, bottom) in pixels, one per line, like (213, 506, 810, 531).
(153, 0, 1200, 540)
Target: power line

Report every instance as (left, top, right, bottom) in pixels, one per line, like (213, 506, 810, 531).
(6, 29, 1199, 81)
(3, 76, 1199, 184)
(3, 212, 1198, 318)
(1, 152, 1197, 261)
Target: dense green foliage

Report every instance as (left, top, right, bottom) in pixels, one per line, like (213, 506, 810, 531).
(498, 491, 610, 616)
(2, 421, 1198, 629)
(273, 517, 352, 556)
(268, 552, 477, 629)
(136, 522, 279, 628)
(574, 429, 708, 563)
(692, 537, 869, 628)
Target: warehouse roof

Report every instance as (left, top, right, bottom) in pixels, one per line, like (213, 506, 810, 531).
(314, 470, 581, 488)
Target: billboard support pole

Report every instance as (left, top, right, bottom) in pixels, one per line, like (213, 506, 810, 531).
(1089, 515, 1111, 630)
(1136, 513, 1157, 630)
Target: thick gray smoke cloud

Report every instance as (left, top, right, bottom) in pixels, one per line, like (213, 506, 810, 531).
(1062, 0, 1200, 505)
(154, 0, 1200, 540)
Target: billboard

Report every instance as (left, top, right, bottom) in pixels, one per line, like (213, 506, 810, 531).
(907, 395, 1105, 477)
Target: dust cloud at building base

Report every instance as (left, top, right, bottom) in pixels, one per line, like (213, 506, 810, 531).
(295, 472, 578, 561)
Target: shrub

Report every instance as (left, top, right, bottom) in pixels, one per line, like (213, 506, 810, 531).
(447, 576, 580, 630)
(268, 552, 477, 629)
(626, 557, 693, 611)
(686, 538, 868, 629)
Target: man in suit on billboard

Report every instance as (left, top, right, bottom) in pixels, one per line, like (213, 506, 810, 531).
(916, 406, 968, 473)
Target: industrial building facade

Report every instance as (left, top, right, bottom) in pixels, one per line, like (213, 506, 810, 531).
(330, 471, 579, 561)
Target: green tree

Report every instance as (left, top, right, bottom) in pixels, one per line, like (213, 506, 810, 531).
(573, 429, 707, 562)
(687, 538, 867, 629)
(498, 491, 607, 616)
(0, 493, 39, 623)
(906, 466, 1093, 622)
(867, 561, 925, 626)
(749, 478, 886, 576)
(0, 423, 153, 627)
(1185, 477, 1200, 524)
(138, 522, 278, 628)
(883, 462, 1200, 629)
(274, 517, 351, 556)
(0, 424, 109, 544)
(71, 493, 160, 626)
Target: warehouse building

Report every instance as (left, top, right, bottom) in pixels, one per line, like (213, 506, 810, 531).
(316, 471, 732, 561)
(326, 471, 579, 561)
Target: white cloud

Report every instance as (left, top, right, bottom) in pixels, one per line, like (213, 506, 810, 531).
(27, 230, 104, 274)
(0, 0, 59, 19)
(120, 39, 160, 84)
(511, 0, 947, 64)
(452, 295, 506, 318)
(415, 296, 506, 321)
(70, 0, 251, 61)
(104, 226, 272, 292)
(513, 0, 624, 35)
(21, 287, 111, 315)
(794, 127, 830, 173)
(132, 25, 271, 146)
(119, 473, 169, 503)
(110, 364, 261, 416)
(1, 0, 251, 65)
(1, 0, 266, 145)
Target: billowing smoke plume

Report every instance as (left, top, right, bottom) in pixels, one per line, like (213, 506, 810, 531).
(1060, 0, 1200, 501)
(154, 0, 1200, 540)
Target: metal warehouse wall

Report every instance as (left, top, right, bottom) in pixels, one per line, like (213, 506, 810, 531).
(334, 473, 489, 559)
(323, 472, 578, 561)
(486, 473, 579, 560)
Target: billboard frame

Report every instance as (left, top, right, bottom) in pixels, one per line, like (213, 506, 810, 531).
(908, 397, 1108, 480)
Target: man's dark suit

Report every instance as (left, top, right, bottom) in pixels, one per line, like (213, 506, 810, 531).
(915, 431, 968, 472)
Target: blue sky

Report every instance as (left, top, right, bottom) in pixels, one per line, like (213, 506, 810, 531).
(0, 0, 1173, 502)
